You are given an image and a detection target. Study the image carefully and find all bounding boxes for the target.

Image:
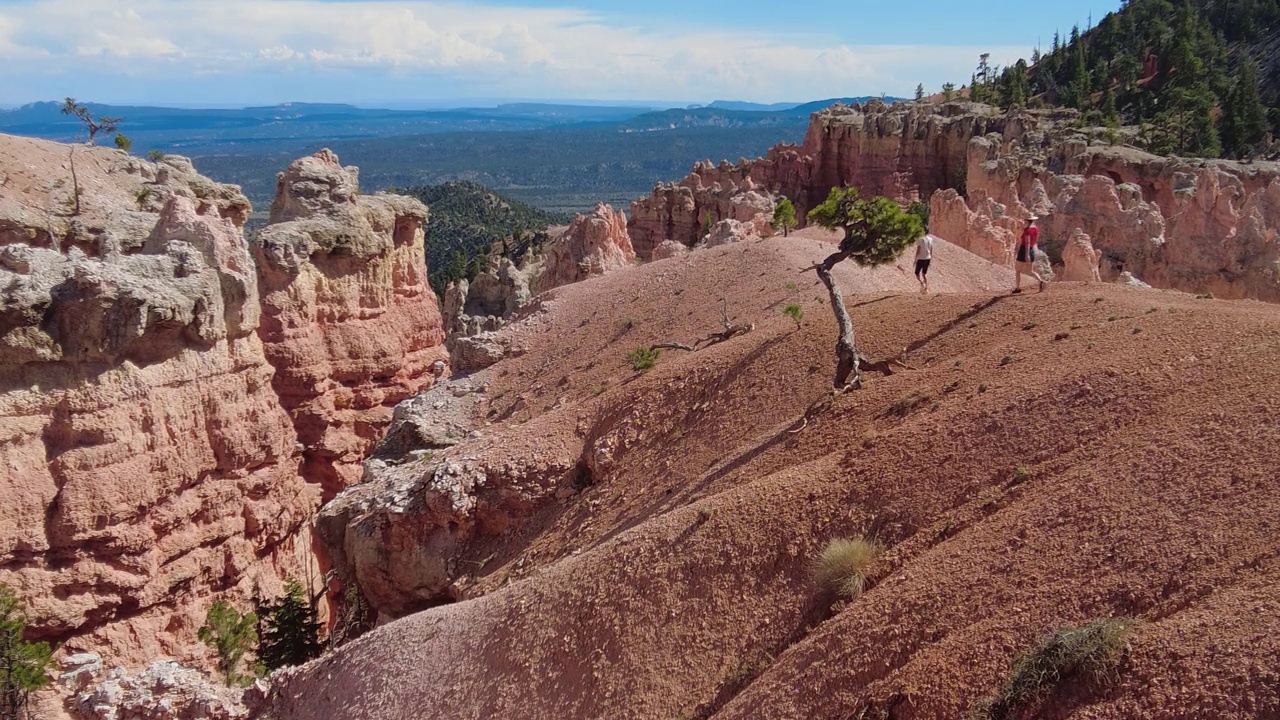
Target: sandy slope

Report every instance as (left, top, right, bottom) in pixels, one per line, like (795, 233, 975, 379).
(266, 235, 1280, 720)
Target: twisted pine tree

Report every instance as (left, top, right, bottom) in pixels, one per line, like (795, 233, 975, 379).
(805, 187, 924, 389)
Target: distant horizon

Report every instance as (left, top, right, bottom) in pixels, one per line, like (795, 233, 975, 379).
(0, 96, 878, 113)
(0, 0, 1122, 108)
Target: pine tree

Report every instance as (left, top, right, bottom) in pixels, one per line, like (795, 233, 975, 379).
(771, 198, 797, 237)
(806, 187, 924, 389)
(198, 602, 258, 686)
(915, 83, 925, 101)
(0, 586, 51, 720)
(1221, 58, 1268, 157)
(257, 581, 324, 672)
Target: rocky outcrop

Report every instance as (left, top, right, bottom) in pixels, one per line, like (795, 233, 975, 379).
(442, 259, 538, 338)
(0, 134, 317, 669)
(253, 150, 448, 499)
(1060, 228, 1104, 282)
(629, 160, 781, 258)
(538, 204, 634, 291)
(632, 100, 1280, 301)
(68, 657, 258, 720)
(441, 205, 634, 351)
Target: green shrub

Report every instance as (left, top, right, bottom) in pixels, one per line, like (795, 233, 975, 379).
(114, 133, 132, 152)
(198, 601, 258, 686)
(813, 537, 881, 599)
(975, 617, 1132, 720)
(626, 347, 660, 371)
(148, 150, 165, 162)
(783, 304, 803, 329)
(0, 584, 52, 720)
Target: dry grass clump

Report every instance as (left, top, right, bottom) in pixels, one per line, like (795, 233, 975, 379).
(975, 617, 1133, 720)
(813, 538, 882, 599)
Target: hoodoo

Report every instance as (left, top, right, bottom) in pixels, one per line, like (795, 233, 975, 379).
(253, 150, 448, 499)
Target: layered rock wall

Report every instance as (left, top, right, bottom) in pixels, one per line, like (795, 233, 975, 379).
(632, 100, 1280, 300)
(0, 135, 317, 668)
(253, 150, 447, 499)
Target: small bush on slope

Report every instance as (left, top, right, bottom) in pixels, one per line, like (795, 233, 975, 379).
(626, 347, 660, 372)
(975, 617, 1133, 720)
(813, 538, 882, 599)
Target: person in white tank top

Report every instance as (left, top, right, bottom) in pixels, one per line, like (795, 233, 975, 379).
(914, 235, 934, 293)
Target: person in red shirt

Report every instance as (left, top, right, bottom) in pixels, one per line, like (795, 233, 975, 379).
(1013, 216, 1046, 294)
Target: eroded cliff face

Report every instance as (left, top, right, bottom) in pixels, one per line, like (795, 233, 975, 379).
(631, 100, 1280, 301)
(253, 150, 448, 500)
(537, 203, 635, 292)
(0, 134, 318, 668)
(440, 204, 636, 372)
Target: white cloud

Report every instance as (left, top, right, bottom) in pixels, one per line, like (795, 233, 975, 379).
(0, 0, 1028, 102)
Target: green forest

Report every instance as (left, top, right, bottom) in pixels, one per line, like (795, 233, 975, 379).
(394, 181, 568, 296)
(968, 0, 1279, 159)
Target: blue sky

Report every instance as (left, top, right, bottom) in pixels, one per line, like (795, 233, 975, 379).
(0, 0, 1122, 108)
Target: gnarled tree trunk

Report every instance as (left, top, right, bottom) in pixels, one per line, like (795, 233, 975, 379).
(809, 249, 861, 389)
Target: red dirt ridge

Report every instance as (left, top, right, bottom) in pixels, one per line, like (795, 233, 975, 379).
(263, 233, 1280, 719)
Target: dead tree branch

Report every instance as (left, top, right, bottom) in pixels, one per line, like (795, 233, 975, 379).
(649, 299, 754, 354)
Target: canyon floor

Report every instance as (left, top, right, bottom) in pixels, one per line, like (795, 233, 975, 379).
(264, 232, 1280, 719)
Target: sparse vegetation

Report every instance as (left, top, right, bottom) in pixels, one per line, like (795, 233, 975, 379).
(114, 133, 132, 152)
(813, 537, 882, 599)
(783, 303, 804, 329)
(136, 187, 154, 208)
(1000, 355, 1014, 367)
(148, 150, 165, 162)
(0, 584, 52, 720)
(975, 618, 1133, 720)
(198, 601, 259, 686)
(1054, 332, 1070, 341)
(626, 347, 660, 371)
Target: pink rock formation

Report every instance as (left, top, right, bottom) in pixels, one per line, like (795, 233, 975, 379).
(634, 101, 1280, 301)
(629, 100, 1007, 256)
(702, 218, 759, 248)
(929, 189, 1019, 266)
(650, 240, 688, 261)
(1061, 229, 1103, 283)
(0, 134, 317, 670)
(538, 204, 635, 292)
(253, 150, 448, 499)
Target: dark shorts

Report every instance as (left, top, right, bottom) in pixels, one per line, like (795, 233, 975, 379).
(915, 259, 931, 276)
(1017, 245, 1032, 263)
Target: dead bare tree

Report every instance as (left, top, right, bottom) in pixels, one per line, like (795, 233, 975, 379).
(651, 298, 755, 354)
(803, 186, 925, 390)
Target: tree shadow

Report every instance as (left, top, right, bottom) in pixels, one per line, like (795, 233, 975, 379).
(905, 295, 1007, 355)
